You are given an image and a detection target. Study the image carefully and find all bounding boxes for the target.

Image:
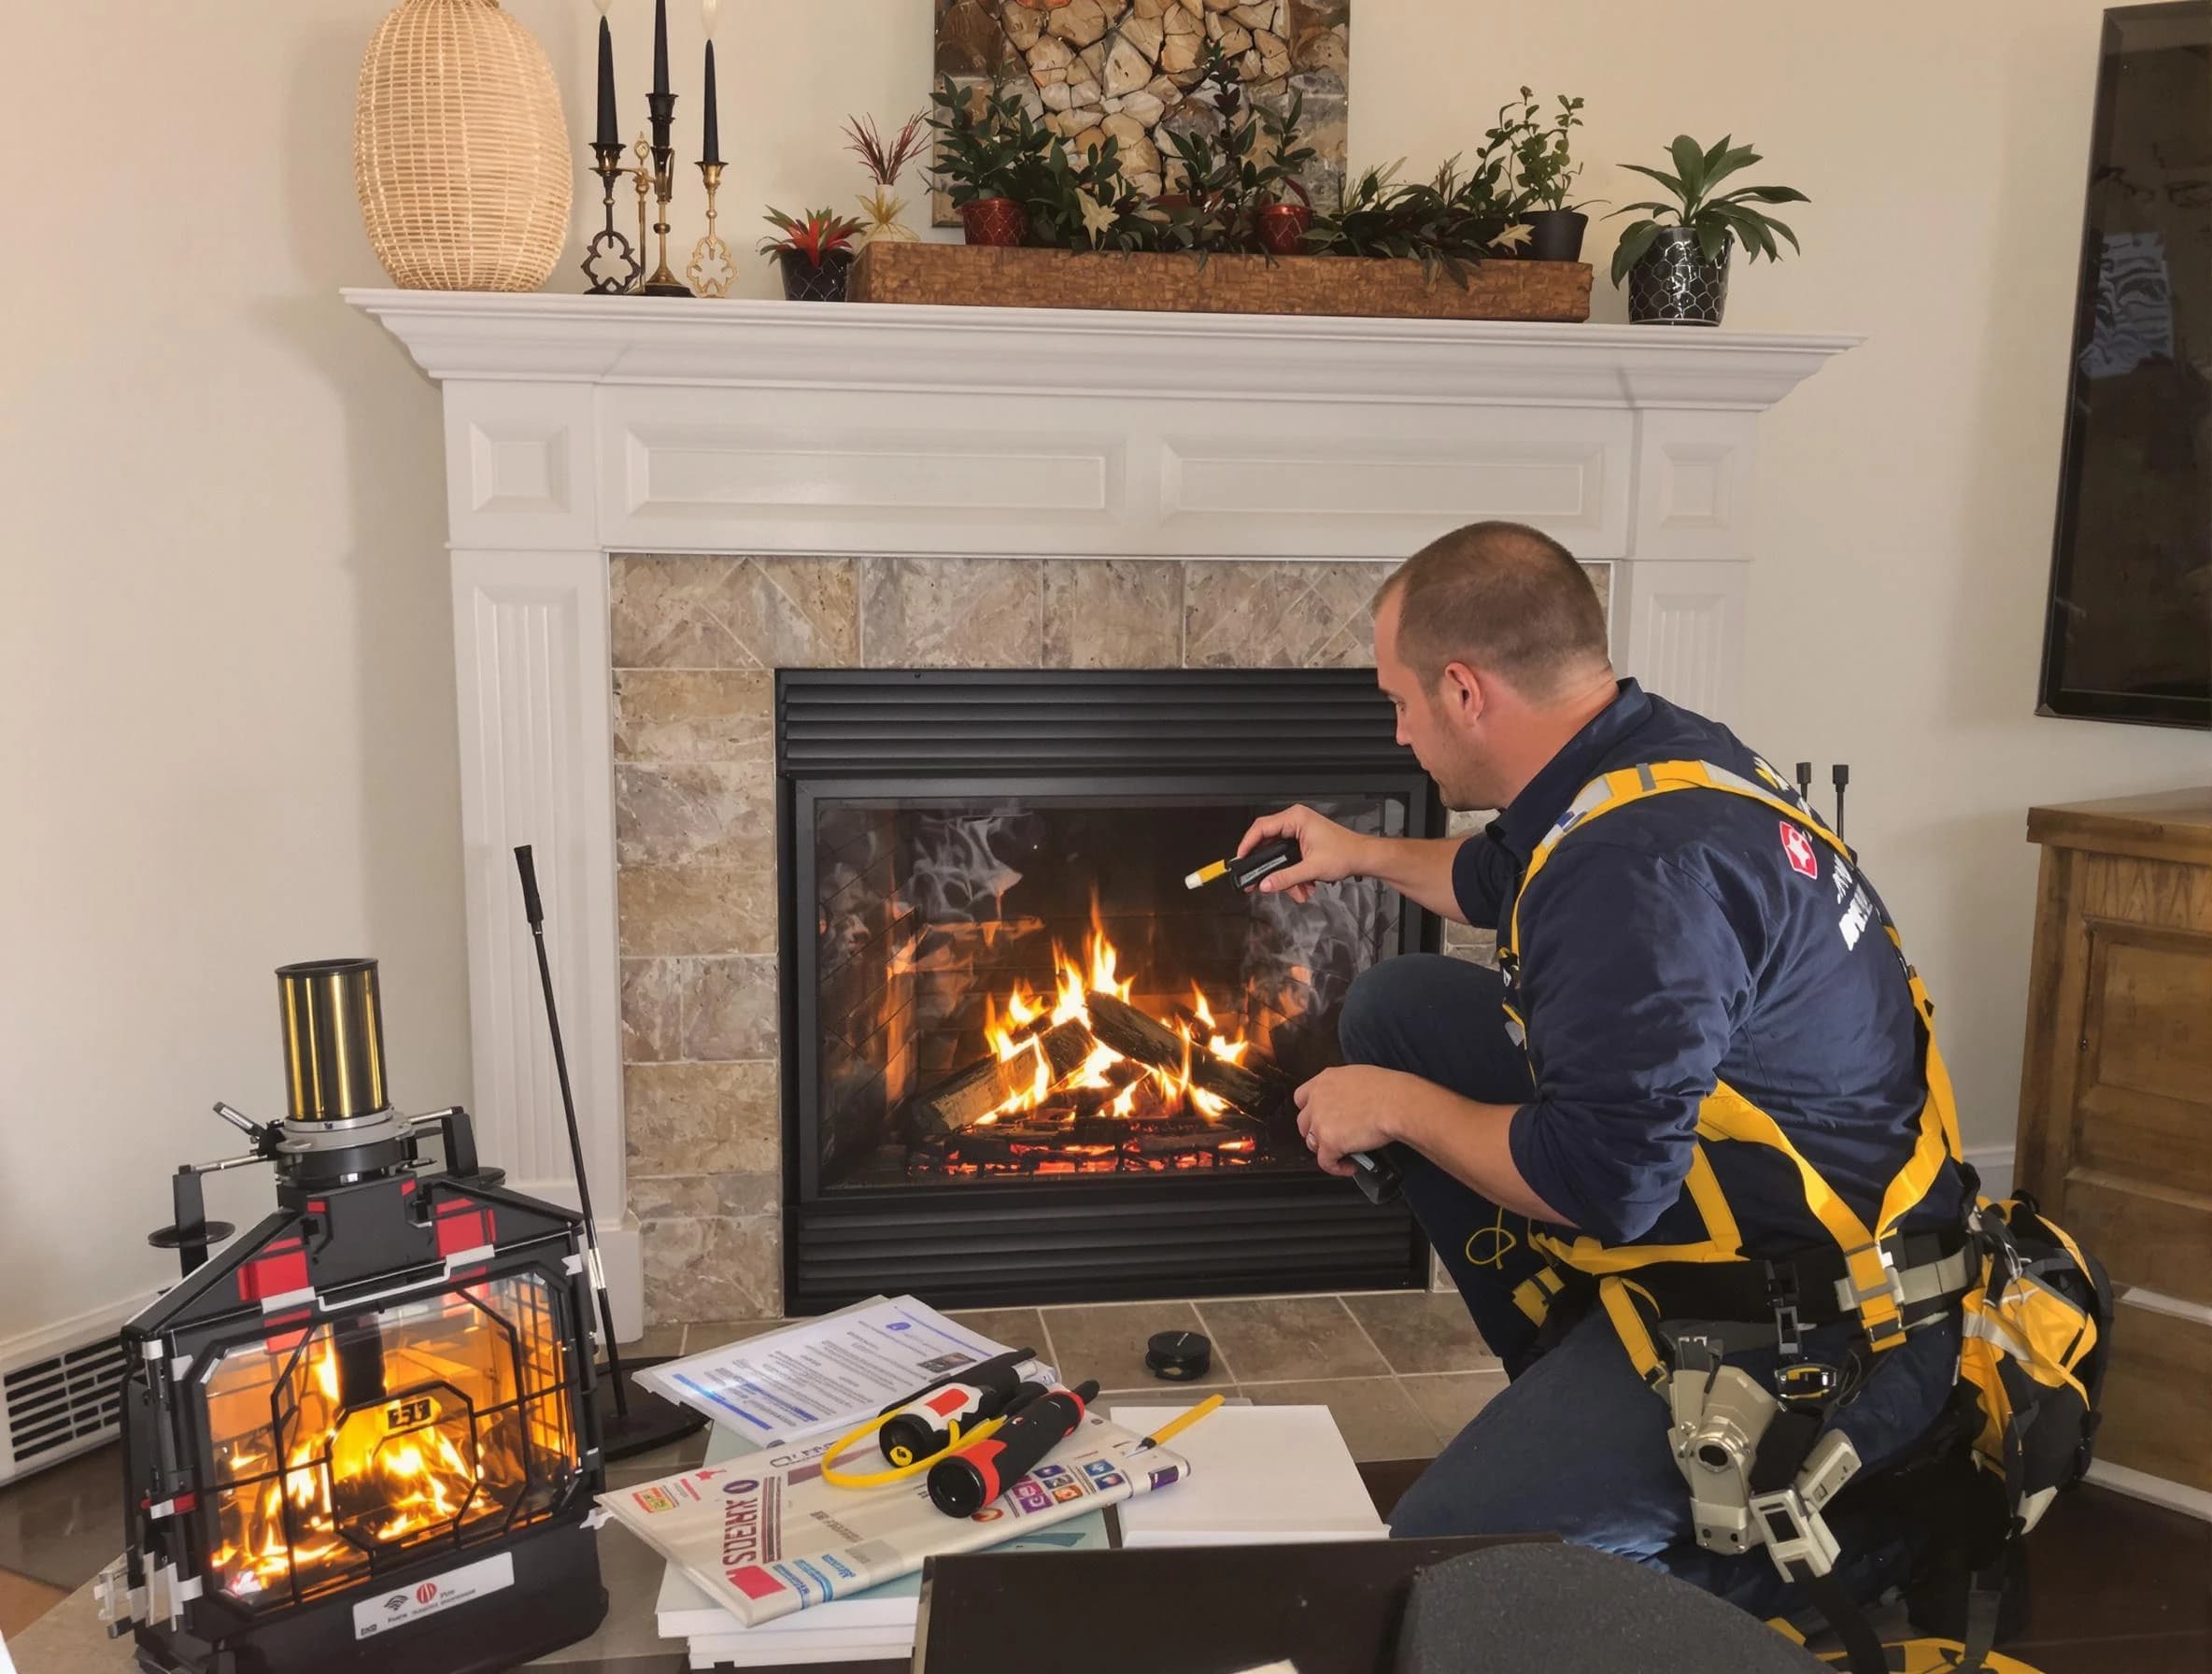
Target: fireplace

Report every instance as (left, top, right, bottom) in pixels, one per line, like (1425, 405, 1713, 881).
(780, 670, 1439, 1311)
(100, 960, 606, 1674)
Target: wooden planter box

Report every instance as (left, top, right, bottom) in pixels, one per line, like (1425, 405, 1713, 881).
(848, 242, 1592, 323)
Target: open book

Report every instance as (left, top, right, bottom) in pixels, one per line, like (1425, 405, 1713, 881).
(601, 1412, 1188, 1627)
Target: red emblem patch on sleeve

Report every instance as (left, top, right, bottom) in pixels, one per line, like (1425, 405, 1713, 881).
(1780, 821, 1820, 879)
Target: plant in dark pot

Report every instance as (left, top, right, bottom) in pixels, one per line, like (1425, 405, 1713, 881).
(759, 206, 866, 301)
(1491, 88, 1594, 262)
(1609, 135, 1807, 324)
(927, 74, 1051, 247)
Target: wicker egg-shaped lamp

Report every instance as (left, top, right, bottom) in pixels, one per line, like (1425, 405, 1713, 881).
(354, 0, 574, 291)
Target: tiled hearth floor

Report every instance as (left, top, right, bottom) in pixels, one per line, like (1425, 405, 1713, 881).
(6, 1292, 2205, 1671)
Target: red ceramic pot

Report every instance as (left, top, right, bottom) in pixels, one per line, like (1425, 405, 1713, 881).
(1256, 201, 1312, 255)
(959, 197, 1028, 247)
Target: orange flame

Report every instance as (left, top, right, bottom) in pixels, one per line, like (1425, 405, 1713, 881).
(973, 901, 1250, 1125)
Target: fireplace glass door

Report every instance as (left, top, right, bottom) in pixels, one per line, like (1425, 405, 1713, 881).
(197, 1272, 580, 1610)
(808, 790, 1408, 1191)
(780, 669, 1441, 1308)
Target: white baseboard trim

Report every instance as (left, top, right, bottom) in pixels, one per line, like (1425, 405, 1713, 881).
(1962, 1143, 2015, 1201)
(507, 1177, 642, 1341)
(2085, 1458, 2212, 1523)
(0, 1290, 161, 1371)
(2118, 1285, 2212, 1327)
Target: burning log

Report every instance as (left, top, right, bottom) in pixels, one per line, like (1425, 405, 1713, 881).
(1083, 991, 1273, 1115)
(910, 1016, 1095, 1133)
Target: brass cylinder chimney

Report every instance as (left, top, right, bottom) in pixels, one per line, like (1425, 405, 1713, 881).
(276, 958, 390, 1123)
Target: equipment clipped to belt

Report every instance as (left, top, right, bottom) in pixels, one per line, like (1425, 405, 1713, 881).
(1497, 759, 2114, 1674)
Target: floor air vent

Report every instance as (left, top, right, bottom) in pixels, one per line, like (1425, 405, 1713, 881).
(1, 1331, 125, 1482)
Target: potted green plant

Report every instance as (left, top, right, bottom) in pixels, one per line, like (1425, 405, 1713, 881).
(1157, 41, 1319, 256)
(1310, 156, 1528, 286)
(927, 75, 1052, 247)
(1608, 135, 1807, 324)
(759, 206, 866, 301)
(1489, 88, 1593, 262)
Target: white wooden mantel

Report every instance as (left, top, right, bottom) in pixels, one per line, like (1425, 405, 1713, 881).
(348, 287, 1856, 1337)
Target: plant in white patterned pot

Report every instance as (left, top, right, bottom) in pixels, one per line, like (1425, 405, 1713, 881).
(845, 112, 931, 248)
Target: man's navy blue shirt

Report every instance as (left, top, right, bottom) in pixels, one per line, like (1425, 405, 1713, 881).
(1450, 679, 1966, 1256)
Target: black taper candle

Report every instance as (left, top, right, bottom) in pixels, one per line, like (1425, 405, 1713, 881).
(652, 0, 671, 98)
(595, 17, 619, 150)
(702, 39, 720, 165)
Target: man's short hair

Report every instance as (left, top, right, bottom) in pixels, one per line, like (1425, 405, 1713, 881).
(1376, 521, 1610, 698)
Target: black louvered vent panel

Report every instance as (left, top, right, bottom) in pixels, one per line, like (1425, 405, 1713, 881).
(779, 670, 1413, 776)
(5, 1335, 125, 1463)
(789, 1182, 1425, 1313)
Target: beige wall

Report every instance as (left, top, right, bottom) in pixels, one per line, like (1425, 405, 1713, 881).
(4, 0, 2203, 1342)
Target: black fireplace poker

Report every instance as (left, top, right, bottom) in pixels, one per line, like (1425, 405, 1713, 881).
(514, 844, 706, 1461)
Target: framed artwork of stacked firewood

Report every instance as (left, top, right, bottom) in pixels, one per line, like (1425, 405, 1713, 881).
(932, 0, 1351, 224)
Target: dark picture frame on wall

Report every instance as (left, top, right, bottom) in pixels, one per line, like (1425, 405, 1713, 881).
(2036, 2, 2211, 730)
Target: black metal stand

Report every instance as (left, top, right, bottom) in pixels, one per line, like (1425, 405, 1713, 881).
(515, 844, 706, 1462)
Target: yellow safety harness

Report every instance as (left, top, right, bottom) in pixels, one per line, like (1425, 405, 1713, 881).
(1494, 758, 2112, 1674)
(1498, 758, 1964, 1376)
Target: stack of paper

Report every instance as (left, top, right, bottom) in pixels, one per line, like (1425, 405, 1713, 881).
(647, 1424, 1112, 1667)
(1108, 1404, 1386, 1547)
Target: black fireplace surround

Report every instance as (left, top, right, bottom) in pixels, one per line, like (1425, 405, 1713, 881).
(778, 669, 1444, 1312)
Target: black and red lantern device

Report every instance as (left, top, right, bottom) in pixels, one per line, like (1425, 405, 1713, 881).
(98, 958, 608, 1673)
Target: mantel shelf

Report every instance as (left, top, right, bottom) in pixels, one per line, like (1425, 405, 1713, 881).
(347, 288, 1858, 411)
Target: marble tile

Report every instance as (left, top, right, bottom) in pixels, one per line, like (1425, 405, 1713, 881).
(1042, 560, 1182, 668)
(1581, 560, 1611, 621)
(860, 557, 1042, 668)
(1400, 1369, 1510, 1445)
(1193, 1295, 1387, 1383)
(677, 955, 779, 1061)
(617, 864, 776, 958)
(612, 669, 773, 763)
(610, 554, 859, 670)
(532, 1522, 669, 1664)
(1242, 1377, 1439, 1463)
(0, 1442, 121, 1590)
(1442, 924, 1499, 969)
(1342, 1292, 1500, 1374)
(617, 1324, 688, 1360)
(682, 1318, 787, 1355)
(1182, 560, 1395, 669)
(624, 1060, 779, 1177)
(947, 1307, 1053, 1359)
(628, 1170, 776, 1222)
(619, 958, 683, 1063)
(614, 759, 773, 867)
(641, 1215, 781, 1326)
(1039, 1300, 1231, 1392)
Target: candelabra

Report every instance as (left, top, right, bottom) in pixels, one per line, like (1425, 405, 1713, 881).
(639, 91, 691, 296)
(687, 163, 734, 298)
(583, 141, 644, 295)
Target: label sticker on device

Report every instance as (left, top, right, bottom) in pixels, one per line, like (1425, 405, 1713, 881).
(353, 1552, 515, 1640)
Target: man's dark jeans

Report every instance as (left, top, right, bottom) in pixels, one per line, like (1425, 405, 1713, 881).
(1340, 955, 1944, 1618)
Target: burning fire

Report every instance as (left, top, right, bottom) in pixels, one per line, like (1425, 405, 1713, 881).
(207, 1328, 496, 1600)
(975, 909, 1252, 1126)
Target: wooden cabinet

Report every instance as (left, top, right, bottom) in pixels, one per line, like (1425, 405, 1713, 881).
(2018, 787, 2212, 1494)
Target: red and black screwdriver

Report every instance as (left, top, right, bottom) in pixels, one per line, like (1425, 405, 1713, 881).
(926, 1378, 1101, 1517)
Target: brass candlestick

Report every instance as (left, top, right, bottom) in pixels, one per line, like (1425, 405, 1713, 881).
(640, 91, 690, 296)
(584, 140, 643, 295)
(687, 162, 733, 298)
(630, 133, 654, 291)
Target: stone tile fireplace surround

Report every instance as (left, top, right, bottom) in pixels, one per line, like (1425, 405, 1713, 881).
(350, 291, 1853, 1332)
